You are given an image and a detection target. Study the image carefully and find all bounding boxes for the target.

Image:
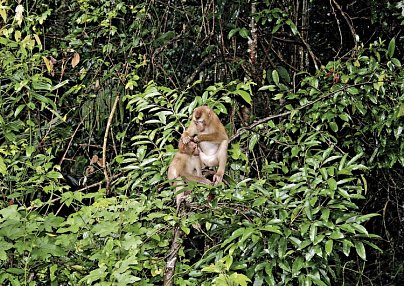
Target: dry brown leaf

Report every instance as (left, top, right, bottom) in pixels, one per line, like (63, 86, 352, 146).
(71, 52, 80, 68)
(85, 166, 95, 176)
(90, 155, 99, 165)
(43, 56, 53, 75)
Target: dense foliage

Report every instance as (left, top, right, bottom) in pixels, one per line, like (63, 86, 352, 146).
(0, 0, 403, 285)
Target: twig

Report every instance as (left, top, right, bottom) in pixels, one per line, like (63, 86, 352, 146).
(58, 121, 83, 166)
(297, 34, 320, 70)
(329, 0, 344, 57)
(184, 54, 216, 87)
(103, 95, 120, 194)
(330, 0, 358, 47)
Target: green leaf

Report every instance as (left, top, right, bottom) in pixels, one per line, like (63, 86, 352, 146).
(272, 70, 280, 86)
(292, 256, 304, 275)
(397, 104, 404, 118)
(46, 171, 63, 180)
(0, 205, 21, 220)
(14, 104, 25, 117)
(327, 178, 337, 191)
(0, 156, 7, 175)
(229, 273, 251, 286)
(347, 87, 359, 95)
(260, 225, 282, 234)
(202, 264, 222, 273)
(0, 8, 7, 22)
(228, 28, 240, 39)
(338, 113, 350, 122)
(222, 228, 245, 246)
(387, 37, 395, 58)
(354, 241, 366, 260)
(309, 224, 317, 242)
(276, 66, 291, 83)
(249, 133, 259, 151)
(391, 58, 401, 67)
(329, 122, 338, 132)
(258, 85, 276, 91)
(272, 24, 282, 34)
(239, 27, 249, 38)
(286, 19, 298, 35)
(330, 230, 344, 240)
(234, 89, 252, 104)
(325, 239, 333, 255)
(338, 153, 348, 170)
(346, 213, 379, 223)
(278, 237, 287, 258)
(342, 240, 353, 256)
(352, 223, 369, 235)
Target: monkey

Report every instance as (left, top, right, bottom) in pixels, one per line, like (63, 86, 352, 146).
(181, 105, 229, 184)
(167, 139, 212, 212)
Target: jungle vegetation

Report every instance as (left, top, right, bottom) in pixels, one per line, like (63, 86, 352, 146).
(0, 0, 403, 285)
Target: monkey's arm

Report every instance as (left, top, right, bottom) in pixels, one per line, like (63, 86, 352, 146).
(195, 132, 228, 143)
(181, 124, 198, 144)
(213, 140, 228, 184)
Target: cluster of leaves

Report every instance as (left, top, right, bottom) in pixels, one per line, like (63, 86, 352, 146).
(259, 38, 403, 168)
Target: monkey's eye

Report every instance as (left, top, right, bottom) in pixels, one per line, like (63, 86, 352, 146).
(194, 120, 204, 125)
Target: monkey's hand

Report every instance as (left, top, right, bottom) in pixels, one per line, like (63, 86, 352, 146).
(181, 134, 192, 144)
(193, 135, 200, 143)
(213, 170, 224, 185)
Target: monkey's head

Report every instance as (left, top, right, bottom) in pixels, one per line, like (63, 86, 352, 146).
(193, 106, 211, 132)
(178, 140, 199, 156)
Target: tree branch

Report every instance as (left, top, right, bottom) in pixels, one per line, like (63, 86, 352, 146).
(230, 81, 375, 142)
(103, 95, 120, 194)
(163, 226, 182, 286)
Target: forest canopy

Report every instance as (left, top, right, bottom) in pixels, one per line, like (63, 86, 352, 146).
(0, 0, 403, 285)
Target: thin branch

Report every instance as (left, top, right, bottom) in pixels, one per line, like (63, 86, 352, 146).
(330, 0, 344, 57)
(297, 33, 320, 70)
(230, 81, 375, 142)
(58, 120, 83, 166)
(103, 95, 120, 194)
(184, 54, 216, 87)
(330, 0, 358, 47)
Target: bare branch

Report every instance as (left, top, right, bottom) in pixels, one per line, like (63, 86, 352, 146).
(163, 226, 182, 286)
(58, 121, 83, 166)
(103, 95, 120, 194)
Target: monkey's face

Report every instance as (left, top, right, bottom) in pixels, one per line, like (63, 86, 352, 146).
(193, 107, 210, 132)
(194, 119, 206, 132)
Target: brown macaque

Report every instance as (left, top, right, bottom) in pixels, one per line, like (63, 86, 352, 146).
(182, 106, 229, 184)
(167, 140, 212, 212)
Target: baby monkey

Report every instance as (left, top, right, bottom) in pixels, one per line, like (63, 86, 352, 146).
(167, 139, 212, 212)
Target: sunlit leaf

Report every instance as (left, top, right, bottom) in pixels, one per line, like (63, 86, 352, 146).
(0, 156, 7, 175)
(354, 241, 366, 260)
(272, 70, 279, 86)
(325, 239, 333, 255)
